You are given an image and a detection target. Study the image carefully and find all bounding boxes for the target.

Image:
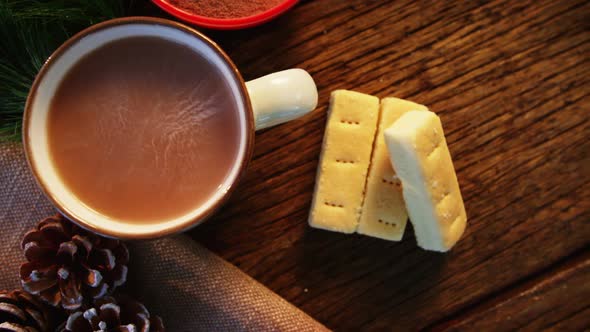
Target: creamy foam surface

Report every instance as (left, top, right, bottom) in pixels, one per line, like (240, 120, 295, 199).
(48, 36, 241, 224)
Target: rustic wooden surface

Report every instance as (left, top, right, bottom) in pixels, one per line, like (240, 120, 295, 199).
(146, 0, 589, 330)
(433, 250, 590, 331)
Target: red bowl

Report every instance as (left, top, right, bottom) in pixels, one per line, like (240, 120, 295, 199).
(151, 0, 299, 30)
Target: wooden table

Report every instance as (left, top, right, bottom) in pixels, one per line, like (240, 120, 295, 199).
(146, 0, 590, 330)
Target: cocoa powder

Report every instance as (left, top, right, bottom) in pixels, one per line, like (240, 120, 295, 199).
(168, 0, 286, 19)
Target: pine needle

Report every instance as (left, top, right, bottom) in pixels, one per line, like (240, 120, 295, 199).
(0, 0, 128, 142)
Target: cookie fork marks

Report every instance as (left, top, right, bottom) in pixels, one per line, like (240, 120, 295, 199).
(324, 201, 344, 208)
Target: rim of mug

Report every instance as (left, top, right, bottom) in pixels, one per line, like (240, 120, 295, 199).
(23, 17, 255, 239)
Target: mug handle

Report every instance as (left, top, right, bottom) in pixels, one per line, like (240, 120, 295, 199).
(245, 69, 318, 130)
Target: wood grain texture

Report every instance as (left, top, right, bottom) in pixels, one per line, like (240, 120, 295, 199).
(143, 0, 590, 330)
(430, 250, 590, 331)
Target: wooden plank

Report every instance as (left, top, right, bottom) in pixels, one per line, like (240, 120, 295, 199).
(429, 250, 590, 331)
(185, 0, 590, 329)
(545, 307, 590, 332)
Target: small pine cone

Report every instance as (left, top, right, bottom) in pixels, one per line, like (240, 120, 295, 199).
(60, 295, 165, 332)
(0, 290, 51, 332)
(20, 214, 129, 311)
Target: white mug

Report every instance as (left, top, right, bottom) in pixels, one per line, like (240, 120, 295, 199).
(24, 17, 318, 238)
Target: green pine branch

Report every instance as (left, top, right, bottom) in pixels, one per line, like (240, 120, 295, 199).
(0, 0, 128, 142)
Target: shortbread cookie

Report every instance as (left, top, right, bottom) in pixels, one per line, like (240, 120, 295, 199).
(357, 98, 428, 241)
(384, 110, 467, 251)
(309, 90, 379, 233)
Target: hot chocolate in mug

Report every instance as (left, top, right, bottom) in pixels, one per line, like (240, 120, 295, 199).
(24, 17, 318, 239)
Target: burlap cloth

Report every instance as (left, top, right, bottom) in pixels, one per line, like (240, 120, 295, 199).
(0, 142, 328, 331)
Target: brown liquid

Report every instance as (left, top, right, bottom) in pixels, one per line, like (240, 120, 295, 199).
(48, 37, 241, 224)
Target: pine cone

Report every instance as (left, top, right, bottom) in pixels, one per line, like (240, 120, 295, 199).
(60, 295, 165, 332)
(0, 290, 52, 332)
(20, 214, 129, 311)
